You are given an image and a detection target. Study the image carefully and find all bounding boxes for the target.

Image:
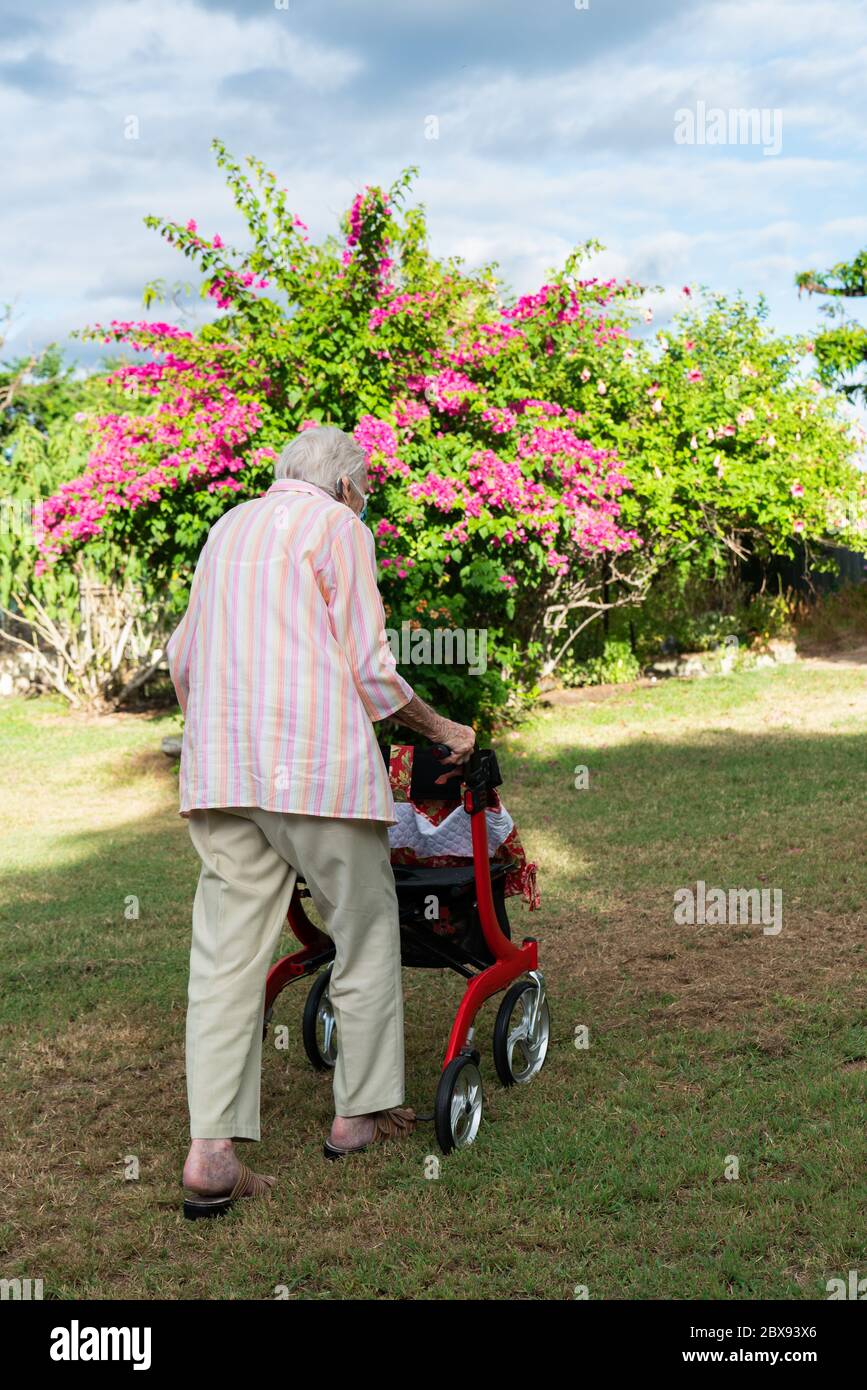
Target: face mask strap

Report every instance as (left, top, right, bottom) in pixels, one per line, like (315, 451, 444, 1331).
(345, 476, 368, 519)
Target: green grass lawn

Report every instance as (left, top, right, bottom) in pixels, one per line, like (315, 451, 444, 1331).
(0, 661, 865, 1300)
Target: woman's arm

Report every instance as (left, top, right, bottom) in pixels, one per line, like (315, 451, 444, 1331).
(392, 692, 476, 773)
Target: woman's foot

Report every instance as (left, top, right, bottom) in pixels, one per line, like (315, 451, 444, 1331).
(183, 1138, 244, 1196)
(182, 1138, 276, 1217)
(328, 1115, 377, 1151)
(325, 1107, 416, 1159)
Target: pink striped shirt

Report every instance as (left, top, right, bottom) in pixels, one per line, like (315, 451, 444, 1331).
(166, 478, 414, 824)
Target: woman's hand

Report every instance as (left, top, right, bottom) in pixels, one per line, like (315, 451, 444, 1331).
(391, 695, 476, 781)
(434, 721, 476, 783)
(440, 721, 476, 764)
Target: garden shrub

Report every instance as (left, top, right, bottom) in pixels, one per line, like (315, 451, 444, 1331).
(12, 144, 866, 713)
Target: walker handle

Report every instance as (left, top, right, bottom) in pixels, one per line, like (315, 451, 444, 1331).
(430, 742, 483, 774)
(429, 740, 467, 786)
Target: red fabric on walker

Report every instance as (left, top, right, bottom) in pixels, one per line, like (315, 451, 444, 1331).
(385, 745, 540, 910)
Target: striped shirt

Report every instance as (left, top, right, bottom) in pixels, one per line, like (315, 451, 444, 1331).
(166, 478, 415, 824)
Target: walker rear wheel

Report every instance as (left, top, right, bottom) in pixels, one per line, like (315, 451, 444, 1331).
(435, 1054, 483, 1153)
(302, 967, 338, 1070)
(493, 975, 550, 1086)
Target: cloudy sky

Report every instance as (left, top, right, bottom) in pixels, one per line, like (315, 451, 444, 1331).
(3, 0, 867, 366)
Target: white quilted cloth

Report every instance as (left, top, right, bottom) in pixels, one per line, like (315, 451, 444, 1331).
(388, 800, 514, 859)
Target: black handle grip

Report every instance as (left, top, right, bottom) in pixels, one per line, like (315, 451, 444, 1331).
(430, 742, 482, 774)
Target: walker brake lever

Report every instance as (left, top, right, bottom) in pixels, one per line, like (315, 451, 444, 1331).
(430, 741, 463, 785)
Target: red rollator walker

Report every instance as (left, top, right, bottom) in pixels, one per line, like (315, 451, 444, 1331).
(263, 744, 549, 1153)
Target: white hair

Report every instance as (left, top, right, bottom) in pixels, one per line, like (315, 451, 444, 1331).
(274, 426, 367, 496)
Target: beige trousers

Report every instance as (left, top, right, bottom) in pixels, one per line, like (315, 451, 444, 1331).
(185, 807, 404, 1139)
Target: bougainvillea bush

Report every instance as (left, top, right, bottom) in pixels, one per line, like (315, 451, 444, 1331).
(608, 291, 867, 572)
(21, 142, 866, 714)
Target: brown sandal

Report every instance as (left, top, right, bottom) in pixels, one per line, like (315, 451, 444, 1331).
(324, 1106, 417, 1160)
(183, 1161, 276, 1219)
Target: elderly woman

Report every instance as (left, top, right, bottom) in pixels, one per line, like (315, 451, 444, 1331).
(167, 426, 475, 1216)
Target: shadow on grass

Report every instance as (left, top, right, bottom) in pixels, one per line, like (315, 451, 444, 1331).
(0, 720, 863, 1035)
(500, 723, 866, 891)
(0, 807, 195, 1027)
(1, 703, 865, 1300)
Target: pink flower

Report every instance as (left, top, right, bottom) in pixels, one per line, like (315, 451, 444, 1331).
(482, 406, 518, 435)
(791, 482, 805, 497)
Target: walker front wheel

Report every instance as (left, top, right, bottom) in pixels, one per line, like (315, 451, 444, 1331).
(435, 1055, 483, 1153)
(302, 967, 338, 1070)
(492, 975, 550, 1086)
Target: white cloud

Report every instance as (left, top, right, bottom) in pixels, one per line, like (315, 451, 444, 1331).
(2, 0, 865, 357)
(822, 216, 867, 239)
(40, 0, 363, 95)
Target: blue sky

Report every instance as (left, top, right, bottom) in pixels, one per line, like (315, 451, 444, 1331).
(3, 0, 867, 373)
